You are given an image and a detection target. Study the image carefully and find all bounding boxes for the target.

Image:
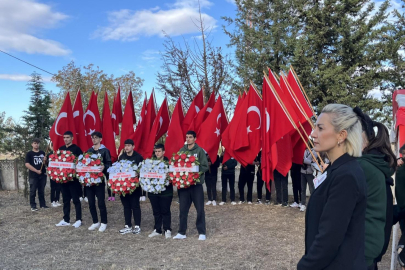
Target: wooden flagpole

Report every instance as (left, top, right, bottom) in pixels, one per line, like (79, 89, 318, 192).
(40, 141, 51, 171)
(263, 71, 323, 173)
(290, 65, 317, 118)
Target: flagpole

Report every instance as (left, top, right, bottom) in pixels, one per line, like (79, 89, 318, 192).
(250, 81, 262, 99)
(40, 141, 51, 171)
(263, 71, 323, 173)
(290, 65, 317, 119)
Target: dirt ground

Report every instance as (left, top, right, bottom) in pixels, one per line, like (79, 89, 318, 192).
(0, 190, 396, 270)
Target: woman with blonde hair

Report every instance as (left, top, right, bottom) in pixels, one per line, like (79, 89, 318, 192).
(297, 104, 367, 270)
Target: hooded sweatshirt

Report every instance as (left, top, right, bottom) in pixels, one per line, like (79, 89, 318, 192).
(179, 143, 209, 185)
(358, 152, 392, 266)
(87, 144, 112, 177)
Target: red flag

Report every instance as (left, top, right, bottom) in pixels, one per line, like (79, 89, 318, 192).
(261, 78, 278, 185)
(182, 89, 204, 136)
(112, 86, 123, 138)
(280, 76, 307, 124)
(165, 97, 185, 159)
(119, 91, 136, 153)
(132, 97, 147, 153)
(232, 85, 263, 167)
(287, 70, 314, 119)
(144, 98, 170, 158)
(72, 90, 88, 152)
(50, 92, 77, 150)
(197, 95, 228, 163)
(138, 91, 157, 157)
(291, 121, 312, 164)
(102, 92, 118, 162)
(84, 91, 101, 147)
(190, 91, 215, 134)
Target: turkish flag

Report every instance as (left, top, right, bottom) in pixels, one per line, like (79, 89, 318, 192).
(190, 91, 216, 134)
(232, 85, 263, 167)
(182, 89, 204, 137)
(261, 78, 278, 186)
(143, 98, 170, 158)
(291, 121, 312, 164)
(84, 91, 101, 148)
(102, 92, 118, 162)
(112, 86, 123, 138)
(119, 91, 136, 153)
(280, 76, 307, 124)
(287, 70, 314, 119)
(198, 95, 228, 163)
(138, 91, 157, 157)
(165, 97, 185, 159)
(132, 97, 147, 153)
(50, 92, 77, 151)
(72, 90, 88, 152)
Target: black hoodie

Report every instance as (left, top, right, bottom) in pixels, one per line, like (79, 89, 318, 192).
(87, 144, 112, 176)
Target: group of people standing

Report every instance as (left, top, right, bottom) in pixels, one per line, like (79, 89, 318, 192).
(26, 130, 208, 240)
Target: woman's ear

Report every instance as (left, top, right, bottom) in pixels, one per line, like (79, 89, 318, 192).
(338, 130, 348, 144)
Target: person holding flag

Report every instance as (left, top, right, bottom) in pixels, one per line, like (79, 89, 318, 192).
(86, 131, 111, 232)
(117, 139, 144, 235)
(219, 150, 237, 206)
(55, 131, 83, 228)
(173, 131, 209, 240)
(205, 154, 220, 206)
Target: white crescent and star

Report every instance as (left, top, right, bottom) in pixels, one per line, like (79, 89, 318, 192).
(214, 113, 222, 137)
(112, 113, 116, 120)
(55, 112, 67, 136)
(206, 107, 212, 113)
(195, 106, 200, 113)
(83, 110, 96, 136)
(246, 106, 261, 133)
(73, 111, 79, 118)
(156, 116, 164, 135)
(266, 109, 270, 133)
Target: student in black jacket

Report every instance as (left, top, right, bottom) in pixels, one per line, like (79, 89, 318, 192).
(297, 104, 367, 270)
(205, 154, 220, 206)
(55, 131, 83, 228)
(86, 131, 112, 232)
(118, 139, 144, 235)
(238, 162, 255, 204)
(219, 151, 237, 205)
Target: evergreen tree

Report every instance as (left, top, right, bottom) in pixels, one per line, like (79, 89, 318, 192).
(223, 0, 300, 88)
(22, 72, 53, 142)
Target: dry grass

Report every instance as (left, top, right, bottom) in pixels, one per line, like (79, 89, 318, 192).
(0, 190, 395, 270)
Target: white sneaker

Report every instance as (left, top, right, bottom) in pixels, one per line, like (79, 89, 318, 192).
(140, 196, 146, 202)
(98, 223, 107, 232)
(79, 197, 83, 202)
(149, 229, 162, 238)
(133, 225, 141, 234)
(51, 202, 57, 208)
(238, 201, 245, 205)
(173, 233, 187, 239)
(55, 220, 70, 227)
(72, 220, 82, 228)
(119, 225, 132, 235)
(247, 201, 252, 205)
(205, 201, 212, 206)
(298, 203, 302, 207)
(219, 202, 226, 206)
(300, 205, 306, 212)
(88, 223, 100, 231)
(290, 202, 300, 208)
(198, 234, 206, 241)
(212, 200, 217, 206)
(231, 201, 237, 205)
(165, 230, 172, 239)
(55, 201, 62, 207)
(84, 197, 88, 203)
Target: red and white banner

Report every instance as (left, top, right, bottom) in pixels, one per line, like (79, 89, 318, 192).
(110, 171, 136, 179)
(169, 165, 199, 173)
(76, 166, 103, 173)
(49, 162, 76, 169)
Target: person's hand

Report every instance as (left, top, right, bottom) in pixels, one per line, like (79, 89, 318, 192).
(321, 163, 329, 171)
(36, 169, 42, 175)
(398, 159, 404, 167)
(208, 161, 212, 166)
(223, 165, 228, 170)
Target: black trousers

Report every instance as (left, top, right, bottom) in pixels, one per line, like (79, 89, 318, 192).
(274, 170, 288, 204)
(257, 172, 271, 201)
(238, 172, 254, 202)
(221, 173, 235, 202)
(61, 180, 82, 222)
(205, 174, 217, 201)
(86, 182, 107, 224)
(149, 194, 173, 233)
(29, 175, 47, 208)
(79, 185, 87, 198)
(120, 188, 141, 227)
(50, 179, 61, 202)
(178, 184, 206, 235)
(290, 163, 302, 203)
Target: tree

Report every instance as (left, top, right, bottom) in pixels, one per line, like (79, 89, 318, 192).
(51, 61, 144, 118)
(22, 72, 53, 141)
(223, 0, 300, 89)
(156, 5, 236, 111)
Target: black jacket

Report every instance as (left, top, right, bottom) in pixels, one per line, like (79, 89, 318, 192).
(219, 156, 237, 175)
(59, 144, 83, 158)
(205, 155, 220, 177)
(297, 153, 367, 270)
(87, 145, 112, 176)
(118, 151, 144, 165)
